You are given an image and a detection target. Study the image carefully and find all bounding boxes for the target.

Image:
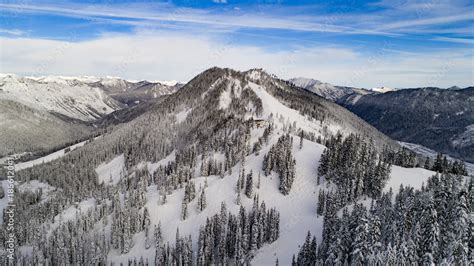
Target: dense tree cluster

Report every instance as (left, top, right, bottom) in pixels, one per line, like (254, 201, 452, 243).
(341, 86, 474, 163)
(262, 134, 297, 195)
(252, 124, 273, 154)
(155, 226, 193, 266)
(294, 231, 318, 265)
(197, 199, 280, 265)
(318, 133, 391, 201)
(297, 173, 471, 265)
(383, 146, 418, 168)
(14, 199, 111, 265)
(111, 194, 149, 254)
(431, 153, 468, 176)
(383, 147, 469, 176)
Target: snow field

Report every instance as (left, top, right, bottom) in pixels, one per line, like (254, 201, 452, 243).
(96, 154, 126, 186)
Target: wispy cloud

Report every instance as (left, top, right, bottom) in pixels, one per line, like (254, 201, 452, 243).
(432, 37, 474, 44)
(0, 28, 26, 36)
(1, 1, 472, 38)
(376, 12, 474, 31)
(0, 3, 394, 36)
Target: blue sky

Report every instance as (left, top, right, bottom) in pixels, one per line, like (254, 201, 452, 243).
(0, 0, 472, 87)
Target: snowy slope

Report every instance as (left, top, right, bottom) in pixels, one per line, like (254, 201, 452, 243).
(102, 67, 437, 263)
(105, 132, 437, 265)
(96, 154, 126, 186)
(13, 129, 438, 265)
(246, 81, 343, 136)
(11, 67, 443, 265)
(15, 140, 89, 171)
(0, 74, 121, 121)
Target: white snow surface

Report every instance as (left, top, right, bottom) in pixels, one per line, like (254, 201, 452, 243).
(370, 86, 394, 93)
(247, 81, 342, 136)
(290, 77, 325, 89)
(386, 165, 435, 193)
(95, 154, 126, 186)
(175, 108, 191, 123)
(140, 150, 176, 175)
(290, 77, 343, 101)
(219, 78, 242, 110)
(15, 140, 88, 171)
(151, 80, 180, 86)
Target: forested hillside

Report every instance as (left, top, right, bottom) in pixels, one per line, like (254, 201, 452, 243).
(0, 68, 470, 265)
(339, 87, 474, 163)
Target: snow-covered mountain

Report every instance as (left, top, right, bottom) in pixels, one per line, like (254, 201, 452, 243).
(5, 67, 403, 262)
(0, 99, 93, 158)
(0, 73, 121, 121)
(289, 77, 373, 102)
(0, 73, 181, 157)
(96, 79, 181, 106)
(3, 68, 469, 265)
(2, 73, 182, 109)
(370, 86, 395, 93)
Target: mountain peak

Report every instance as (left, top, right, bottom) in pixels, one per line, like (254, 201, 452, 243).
(290, 77, 325, 88)
(370, 86, 394, 93)
(0, 73, 180, 88)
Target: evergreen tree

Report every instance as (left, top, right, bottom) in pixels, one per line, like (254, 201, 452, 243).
(181, 200, 188, 220)
(197, 189, 207, 213)
(245, 170, 254, 198)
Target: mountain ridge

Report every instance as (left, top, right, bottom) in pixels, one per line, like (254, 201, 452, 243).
(289, 77, 375, 102)
(7, 67, 456, 265)
(0, 73, 181, 157)
(339, 86, 474, 163)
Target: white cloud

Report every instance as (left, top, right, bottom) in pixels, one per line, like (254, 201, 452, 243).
(432, 37, 474, 44)
(376, 12, 474, 31)
(0, 3, 395, 36)
(0, 33, 472, 88)
(0, 28, 25, 36)
(2, 1, 472, 37)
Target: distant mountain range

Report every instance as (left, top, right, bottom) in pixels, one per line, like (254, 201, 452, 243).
(289, 77, 374, 102)
(0, 74, 181, 157)
(339, 87, 474, 163)
(289, 76, 473, 163)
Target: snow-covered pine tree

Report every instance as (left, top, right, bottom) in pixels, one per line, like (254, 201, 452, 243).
(245, 170, 254, 198)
